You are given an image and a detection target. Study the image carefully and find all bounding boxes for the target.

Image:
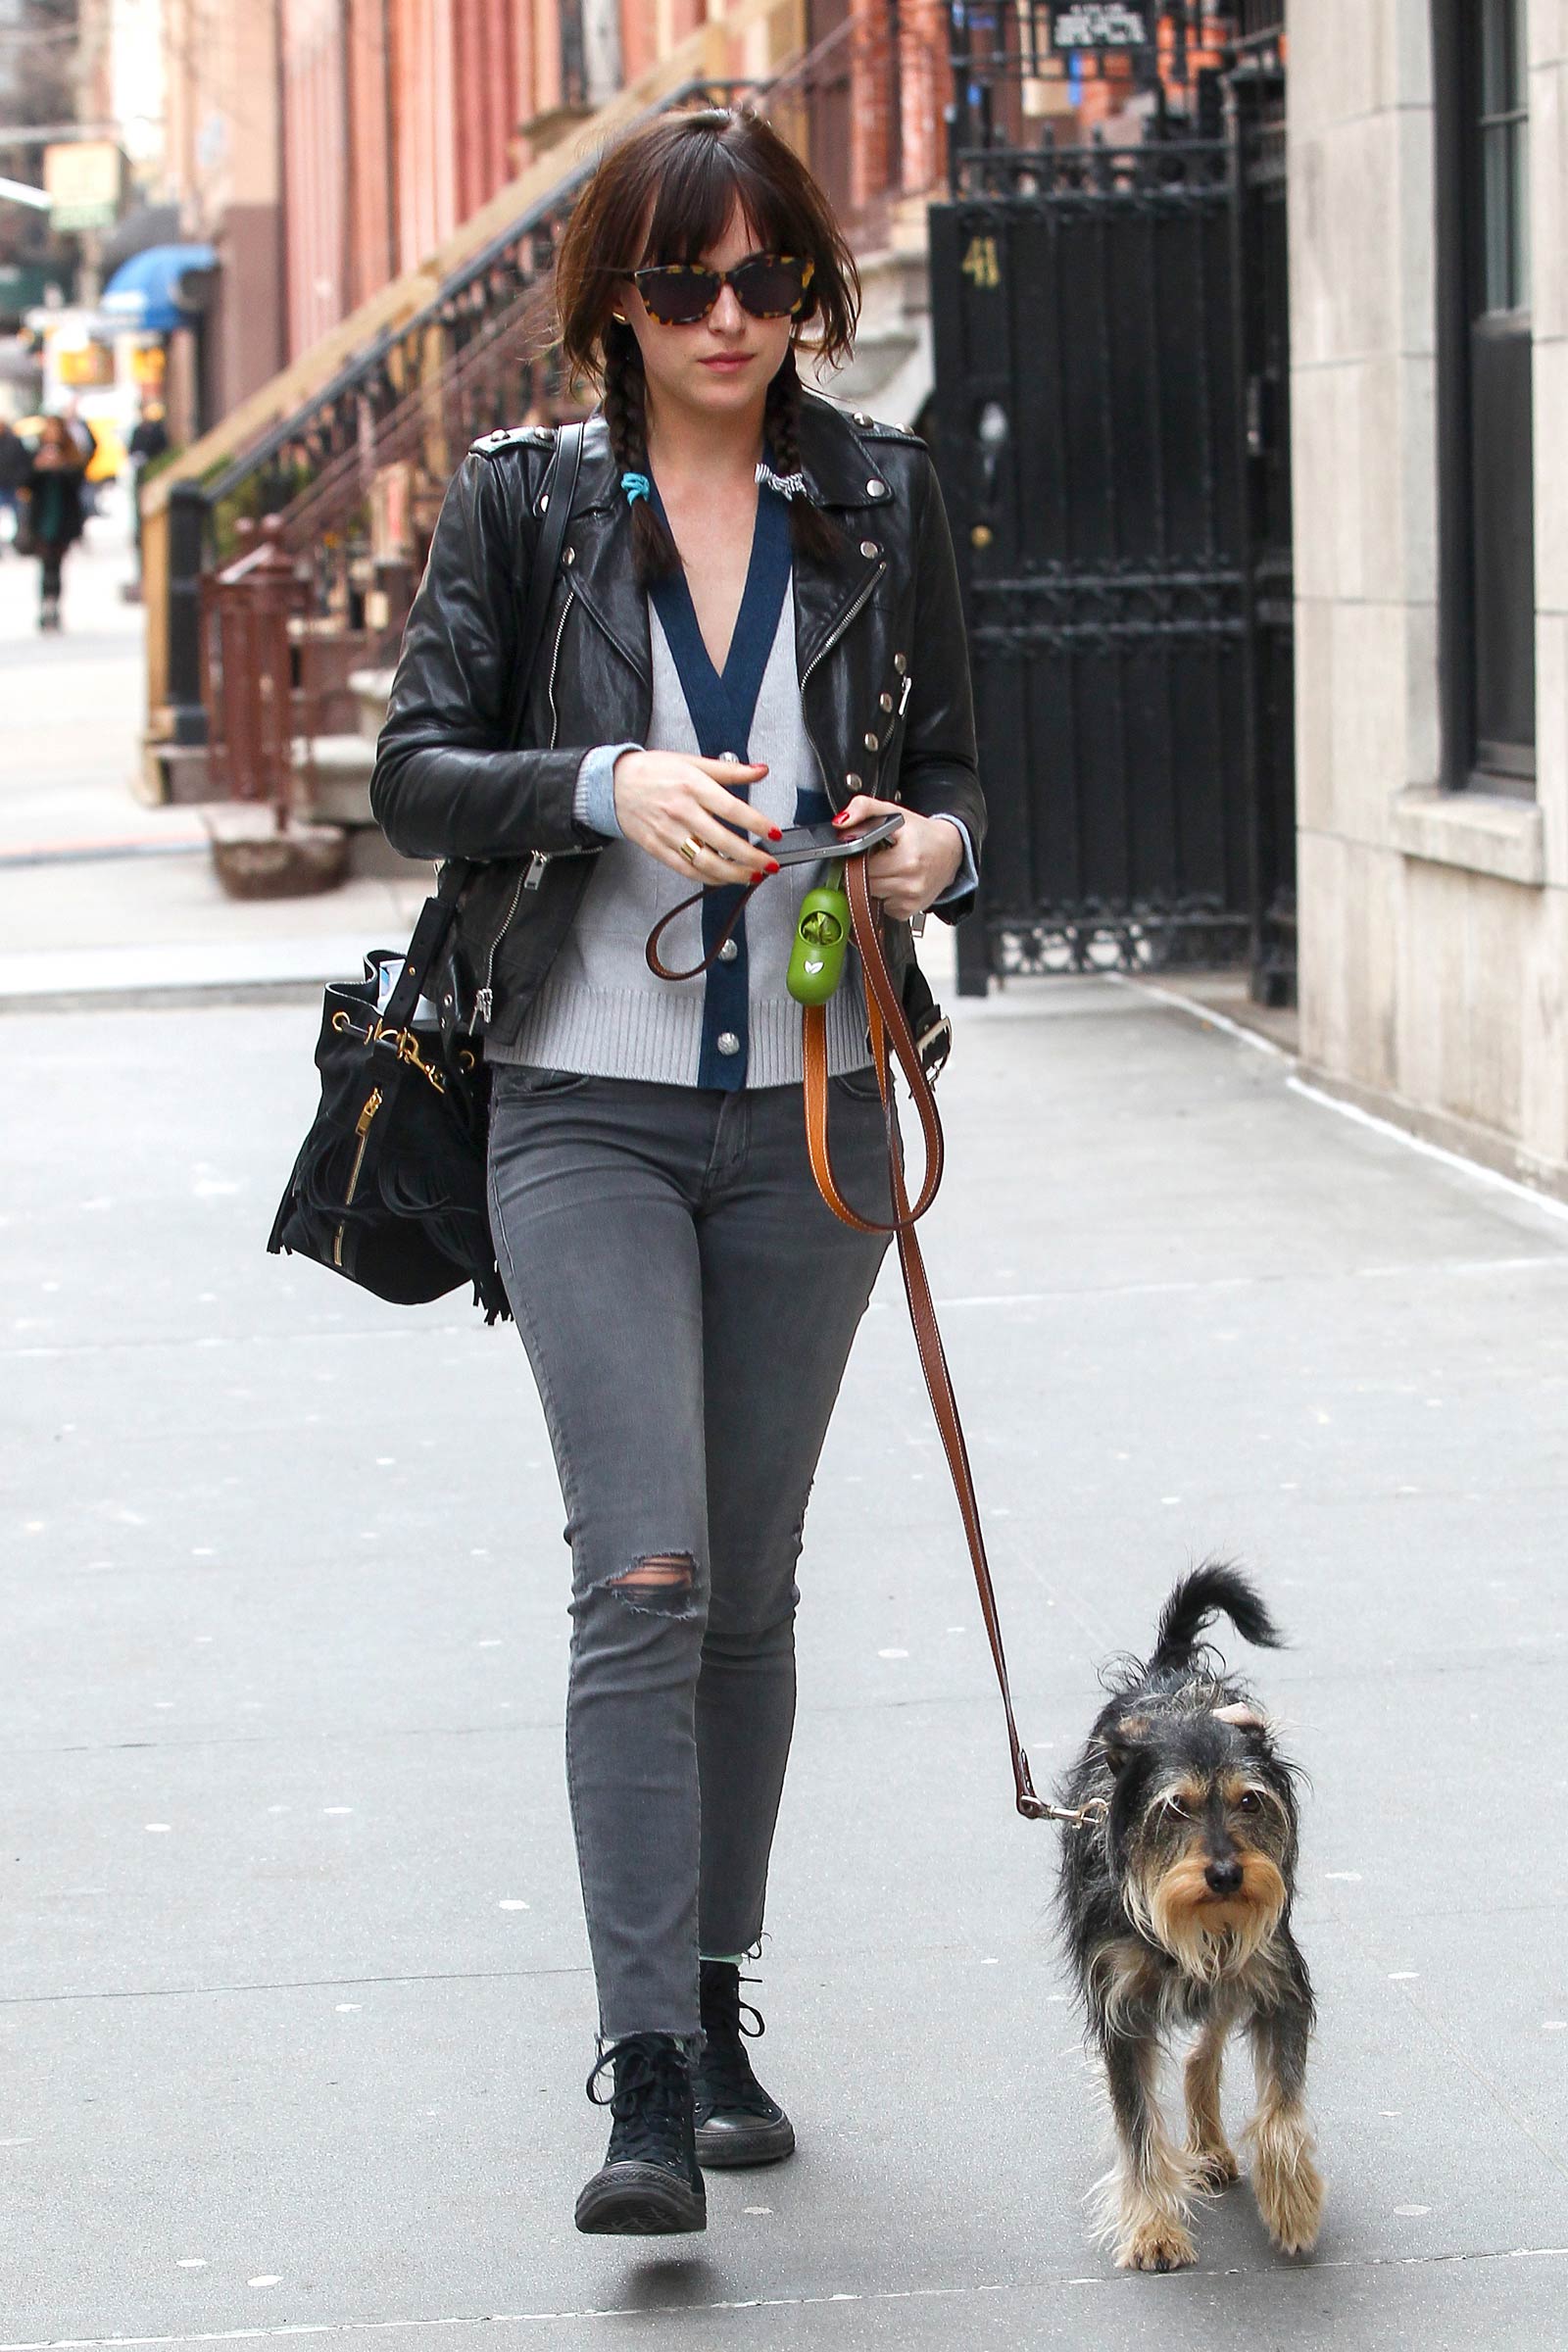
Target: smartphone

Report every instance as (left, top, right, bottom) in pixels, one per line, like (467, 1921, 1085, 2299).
(768, 812, 904, 867)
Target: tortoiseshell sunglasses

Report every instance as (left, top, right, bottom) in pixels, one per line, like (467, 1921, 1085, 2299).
(632, 252, 814, 326)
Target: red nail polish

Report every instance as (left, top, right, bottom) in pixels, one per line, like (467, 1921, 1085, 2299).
(766, 859, 781, 875)
(833, 813, 850, 826)
(768, 827, 783, 841)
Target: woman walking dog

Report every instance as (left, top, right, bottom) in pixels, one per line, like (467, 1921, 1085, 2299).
(371, 105, 982, 2238)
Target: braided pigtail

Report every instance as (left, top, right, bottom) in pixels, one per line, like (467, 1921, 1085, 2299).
(765, 349, 844, 565)
(601, 318, 681, 582)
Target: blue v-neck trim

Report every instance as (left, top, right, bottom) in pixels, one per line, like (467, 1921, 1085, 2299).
(646, 475, 792, 759)
(643, 470, 795, 1093)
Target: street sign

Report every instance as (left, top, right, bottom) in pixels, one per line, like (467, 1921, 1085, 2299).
(43, 140, 122, 232)
(1051, 3, 1152, 48)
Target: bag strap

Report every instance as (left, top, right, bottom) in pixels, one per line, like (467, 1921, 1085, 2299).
(805, 858, 1054, 1823)
(383, 421, 587, 1036)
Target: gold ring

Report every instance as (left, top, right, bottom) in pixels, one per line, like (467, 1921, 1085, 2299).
(678, 835, 702, 865)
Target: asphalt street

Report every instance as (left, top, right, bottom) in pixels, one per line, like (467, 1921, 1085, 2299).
(7, 972, 1568, 2348)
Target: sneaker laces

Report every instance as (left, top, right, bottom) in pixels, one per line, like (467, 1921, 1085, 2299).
(697, 1966, 775, 2118)
(585, 2033, 692, 2170)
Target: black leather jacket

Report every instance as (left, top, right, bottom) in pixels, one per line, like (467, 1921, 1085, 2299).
(370, 391, 983, 1056)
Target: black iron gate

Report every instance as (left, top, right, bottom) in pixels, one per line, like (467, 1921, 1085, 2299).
(930, 8, 1294, 1000)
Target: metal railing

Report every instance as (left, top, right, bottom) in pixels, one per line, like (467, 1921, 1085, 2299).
(945, 3, 1246, 166)
(141, 0, 811, 763)
(147, 2, 951, 787)
(156, 143, 617, 764)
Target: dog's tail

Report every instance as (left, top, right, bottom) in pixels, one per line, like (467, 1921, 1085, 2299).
(1148, 1563, 1286, 1675)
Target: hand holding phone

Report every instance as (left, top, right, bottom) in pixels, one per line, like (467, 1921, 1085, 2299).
(768, 812, 905, 867)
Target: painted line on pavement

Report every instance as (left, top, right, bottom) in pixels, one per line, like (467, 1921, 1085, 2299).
(7, 2252, 1568, 2347)
(0, 2282, 1010, 2348)
(1106, 971, 1289, 1056)
(1111, 970, 1568, 1230)
(1289, 1078, 1568, 1229)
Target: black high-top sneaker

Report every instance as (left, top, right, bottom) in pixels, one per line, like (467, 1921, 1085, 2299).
(692, 1961, 796, 2168)
(574, 2033, 707, 2235)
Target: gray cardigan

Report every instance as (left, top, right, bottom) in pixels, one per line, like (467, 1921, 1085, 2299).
(493, 594, 878, 1087)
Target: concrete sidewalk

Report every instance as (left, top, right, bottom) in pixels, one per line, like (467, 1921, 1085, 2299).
(5, 977, 1566, 2347)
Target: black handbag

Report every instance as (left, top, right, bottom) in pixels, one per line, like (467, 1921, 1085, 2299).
(266, 420, 586, 1321)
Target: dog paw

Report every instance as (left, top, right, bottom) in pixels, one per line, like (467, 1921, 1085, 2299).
(1117, 2217, 1198, 2273)
(1189, 2141, 1240, 2190)
(1253, 2147, 1325, 2256)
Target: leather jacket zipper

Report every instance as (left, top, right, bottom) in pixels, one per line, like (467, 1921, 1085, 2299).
(800, 561, 887, 793)
(475, 592, 573, 1020)
(473, 868, 525, 1025)
(545, 589, 572, 752)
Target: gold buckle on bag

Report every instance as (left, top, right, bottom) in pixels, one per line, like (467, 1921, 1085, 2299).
(371, 1022, 449, 1093)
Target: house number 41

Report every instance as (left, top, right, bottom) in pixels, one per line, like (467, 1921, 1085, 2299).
(961, 234, 1001, 290)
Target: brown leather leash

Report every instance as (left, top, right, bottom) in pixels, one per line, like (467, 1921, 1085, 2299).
(647, 856, 1085, 1826)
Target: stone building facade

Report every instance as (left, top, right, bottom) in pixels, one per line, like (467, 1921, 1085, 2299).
(1291, 0, 1568, 1192)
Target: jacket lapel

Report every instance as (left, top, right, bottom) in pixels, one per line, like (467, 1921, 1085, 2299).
(561, 400, 892, 692)
(557, 422, 652, 689)
(791, 394, 894, 678)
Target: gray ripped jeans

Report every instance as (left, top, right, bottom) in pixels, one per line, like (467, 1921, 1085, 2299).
(486, 1066, 893, 2043)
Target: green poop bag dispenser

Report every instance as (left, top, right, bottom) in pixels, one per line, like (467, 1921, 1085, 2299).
(787, 859, 851, 1007)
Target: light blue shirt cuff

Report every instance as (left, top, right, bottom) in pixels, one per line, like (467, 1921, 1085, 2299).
(930, 813, 977, 906)
(573, 742, 642, 839)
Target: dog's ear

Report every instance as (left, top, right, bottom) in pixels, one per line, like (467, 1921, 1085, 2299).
(1212, 1700, 1270, 1736)
(1098, 1714, 1151, 1774)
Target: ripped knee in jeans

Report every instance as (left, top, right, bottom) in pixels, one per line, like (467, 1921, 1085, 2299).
(603, 1553, 700, 1617)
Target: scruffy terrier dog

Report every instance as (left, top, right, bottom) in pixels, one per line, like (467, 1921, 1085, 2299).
(1056, 1565, 1324, 2272)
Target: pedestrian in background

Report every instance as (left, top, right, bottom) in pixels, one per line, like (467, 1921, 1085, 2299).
(59, 398, 99, 517)
(24, 415, 88, 631)
(372, 106, 982, 2240)
(126, 399, 171, 591)
(127, 398, 170, 473)
(0, 417, 27, 549)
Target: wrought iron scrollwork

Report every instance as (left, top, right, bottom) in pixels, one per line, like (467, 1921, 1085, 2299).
(971, 564, 1246, 656)
(991, 905, 1253, 976)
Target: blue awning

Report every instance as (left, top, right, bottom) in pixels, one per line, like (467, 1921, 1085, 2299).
(101, 243, 217, 333)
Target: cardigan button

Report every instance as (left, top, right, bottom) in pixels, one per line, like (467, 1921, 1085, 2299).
(716, 1031, 741, 1055)
(718, 938, 739, 962)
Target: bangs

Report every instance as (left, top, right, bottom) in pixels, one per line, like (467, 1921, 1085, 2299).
(637, 123, 800, 266)
(556, 103, 859, 382)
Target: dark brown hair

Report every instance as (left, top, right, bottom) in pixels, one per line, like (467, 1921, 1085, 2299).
(555, 105, 860, 578)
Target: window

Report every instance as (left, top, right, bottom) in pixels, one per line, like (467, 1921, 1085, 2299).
(1435, 0, 1537, 794)
(1479, 0, 1530, 314)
